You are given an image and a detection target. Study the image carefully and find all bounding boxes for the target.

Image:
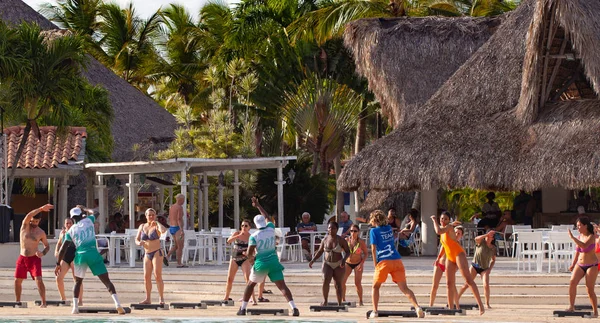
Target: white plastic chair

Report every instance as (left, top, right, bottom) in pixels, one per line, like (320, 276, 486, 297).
(191, 233, 211, 265)
(181, 230, 198, 264)
(511, 225, 533, 258)
(407, 224, 421, 256)
(516, 231, 544, 272)
(546, 231, 574, 273)
(316, 224, 327, 232)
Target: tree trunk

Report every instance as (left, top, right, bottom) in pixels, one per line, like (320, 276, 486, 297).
(354, 100, 367, 155)
(229, 77, 235, 125)
(334, 156, 344, 220)
(7, 121, 33, 204)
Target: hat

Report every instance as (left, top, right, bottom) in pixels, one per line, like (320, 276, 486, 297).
(70, 207, 82, 218)
(577, 206, 586, 214)
(254, 214, 267, 229)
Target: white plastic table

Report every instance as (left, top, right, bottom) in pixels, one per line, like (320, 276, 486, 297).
(96, 233, 134, 267)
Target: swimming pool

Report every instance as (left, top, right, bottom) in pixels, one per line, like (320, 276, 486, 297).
(0, 319, 355, 323)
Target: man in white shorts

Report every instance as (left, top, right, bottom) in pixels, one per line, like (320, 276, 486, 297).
(237, 214, 299, 316)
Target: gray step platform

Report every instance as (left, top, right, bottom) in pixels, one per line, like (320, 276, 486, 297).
(78, 307, 131, 314)
(170, 302, 208, 309)
(35, 300, 70, 306)
(366, 310, 417, 318)
(425, 308, 466, 316)
(246, 308, 289, 316)
(0, 302, 27, 308)
(553, 310, 592, 317)
(327, 301, 356, 308)
(202, 300, 234, 306)
(130, 303, 168, 310)
(309, 305, 348, 312)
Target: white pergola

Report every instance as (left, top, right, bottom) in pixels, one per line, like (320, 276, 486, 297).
(85, 157, 297, 233)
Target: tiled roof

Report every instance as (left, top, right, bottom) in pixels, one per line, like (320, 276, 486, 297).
(3, 126, 87, 169)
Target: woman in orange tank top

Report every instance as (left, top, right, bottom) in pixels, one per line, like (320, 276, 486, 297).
(431, 211, 484, 315)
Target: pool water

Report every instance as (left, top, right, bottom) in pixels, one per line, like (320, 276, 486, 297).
(0, 319, 355, 323)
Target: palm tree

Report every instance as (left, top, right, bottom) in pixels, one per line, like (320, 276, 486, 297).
(40, 0, 103, 36)
(98, 2, 162, 90)
(0, 23, 90, 202)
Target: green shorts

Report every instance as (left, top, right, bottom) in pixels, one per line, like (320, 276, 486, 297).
(249, 266, 284, 283)
(74, 250, 107, 278)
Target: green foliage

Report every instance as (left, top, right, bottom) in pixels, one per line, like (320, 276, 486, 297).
(443, 188, 517, 222)
(255, 155, 329, 227)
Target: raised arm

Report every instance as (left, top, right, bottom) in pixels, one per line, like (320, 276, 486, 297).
(430, 215, 451, 235)
(251, 197, 270, 218)
(227, 231, 241, 244)
(475, 231, 494, 245)
(568, 229, 591, 249)
(23, 204, 53, 228)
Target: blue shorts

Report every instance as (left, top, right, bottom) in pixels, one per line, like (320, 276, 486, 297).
(169, 226, 181, 235)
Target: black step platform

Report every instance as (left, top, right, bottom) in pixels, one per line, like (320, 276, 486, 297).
(327, 301, 356, 308)
(457, 304, 479, 310)
(366, 310, 417, 318)
(170, 302, 207, 309)
(575, 305, 600, 310)
(0, 302, 27, 308)
(36, 300, 70, 306)
(78, 307, 131, 314)
(425, 308, 466, 316)
(246, 308, 289, 316)
(411, 306, 445, 311)
(553, 310, 592, 317)
(131, 303, 168, 310)
(310, 305, 348, 312)
(201, 300, 234, 306)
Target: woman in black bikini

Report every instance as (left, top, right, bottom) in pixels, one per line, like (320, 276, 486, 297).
(566, 217, 598, 317)
(55, 217, 83, 305)
(342, 224, 367, 306)
(135, 208, 168, 305)
(309, 222, 350, 306)
(223, 219, 257, 304)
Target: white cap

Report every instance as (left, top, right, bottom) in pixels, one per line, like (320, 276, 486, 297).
(254, 214, 267, 229)
(577, 206, 586, 214)
(69, 207, 82, 218)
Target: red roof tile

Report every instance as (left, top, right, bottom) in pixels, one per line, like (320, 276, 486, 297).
(3, 126, 87, 169)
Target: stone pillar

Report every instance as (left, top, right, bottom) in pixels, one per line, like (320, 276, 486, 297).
(158, 187, 165, 214)
(421, 189, 438, 256)
(189, 185, 195, 230)
(275, 164, 285, 228)
(218, 172, 224, 228)
(168, 187, 173, 208)
(95, 175, 107, 234)
(233, 170, 241, 230)
(58, 176, 69, 227)
(197, 182, 203, 230)
(180, 169, 188, 230)
(126, 174, 137, 230)
(203, 173, 209, 230)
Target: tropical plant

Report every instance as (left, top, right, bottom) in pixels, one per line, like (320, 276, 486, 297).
(282, 74, 363, 175)
(444, 188, 517, 222)
(40, 0, 103, 36)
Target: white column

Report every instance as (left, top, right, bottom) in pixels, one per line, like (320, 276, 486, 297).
(218, 181, 224, 228)
(95, 175, 107, 234)
(52, 178, 58, 233)
(158, 187, 165, 214)
(197, 183, 203, 230)
(421, 189, 438, 256)
(126, 174, 137, 230)
(180, 169, 188, 230)
(189, 185, 195, 230)
(168, 187, 173, 208)
(58, 176, 69, 227)
(203, 173, 209, 230)
(354, 191, 361, 221)
(233, 170, 241, 230)
(275, 164, 285, 228)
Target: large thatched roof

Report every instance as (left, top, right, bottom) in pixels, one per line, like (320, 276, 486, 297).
(344, 15, 501, 127)
(0, 0, 177, 161)
(339, 0, 600, 192)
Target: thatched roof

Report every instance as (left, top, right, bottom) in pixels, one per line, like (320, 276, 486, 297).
(344, 15, 501, 127)
(339, 0, 600, 192)
(0, 0, 177, 161)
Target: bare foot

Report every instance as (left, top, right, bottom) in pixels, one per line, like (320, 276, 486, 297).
(39, 304, 47, 308)
(479, 307, 485, 315)
(320, 301, 327, 306)
(591, 313, 598, 318)
(159, 299, 165, 305)
(487, 304, 492, 309)
(139, 300, 151, 304)
(359, 302, 364, 307)
(565, 307, 575, 312)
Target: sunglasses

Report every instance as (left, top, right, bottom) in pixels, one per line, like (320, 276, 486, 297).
(350, 230, 358, 232)
(242, 224, 250, 227)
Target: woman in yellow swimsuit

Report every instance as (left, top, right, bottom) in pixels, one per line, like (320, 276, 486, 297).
(342, 224, 367, 306)
(431, 211, 484, 315)
(309, 222, 350, 306)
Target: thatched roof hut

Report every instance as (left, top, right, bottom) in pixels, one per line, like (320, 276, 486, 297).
(344, 15, 501, 127)
(0, 0, 177, 161)
(339, 0, 600, 193)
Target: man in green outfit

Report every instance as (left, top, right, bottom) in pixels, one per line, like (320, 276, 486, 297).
(55, 206, 125, 314)
(237, 200, 299, 316)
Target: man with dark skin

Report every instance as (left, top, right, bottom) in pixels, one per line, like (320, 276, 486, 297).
(167, 194, 186, 267)
(309, 222, 350, 306)
(15, 204, 53, 308)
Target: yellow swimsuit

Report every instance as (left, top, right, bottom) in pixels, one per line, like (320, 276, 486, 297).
(441, 231, 464, 263)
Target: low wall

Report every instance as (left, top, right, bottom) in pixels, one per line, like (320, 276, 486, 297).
(0, 239, 58, 268)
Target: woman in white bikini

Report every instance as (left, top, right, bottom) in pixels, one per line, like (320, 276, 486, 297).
(309, 222, 350, 306)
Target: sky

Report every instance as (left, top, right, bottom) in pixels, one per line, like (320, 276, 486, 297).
(23, 0, 229, 19)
